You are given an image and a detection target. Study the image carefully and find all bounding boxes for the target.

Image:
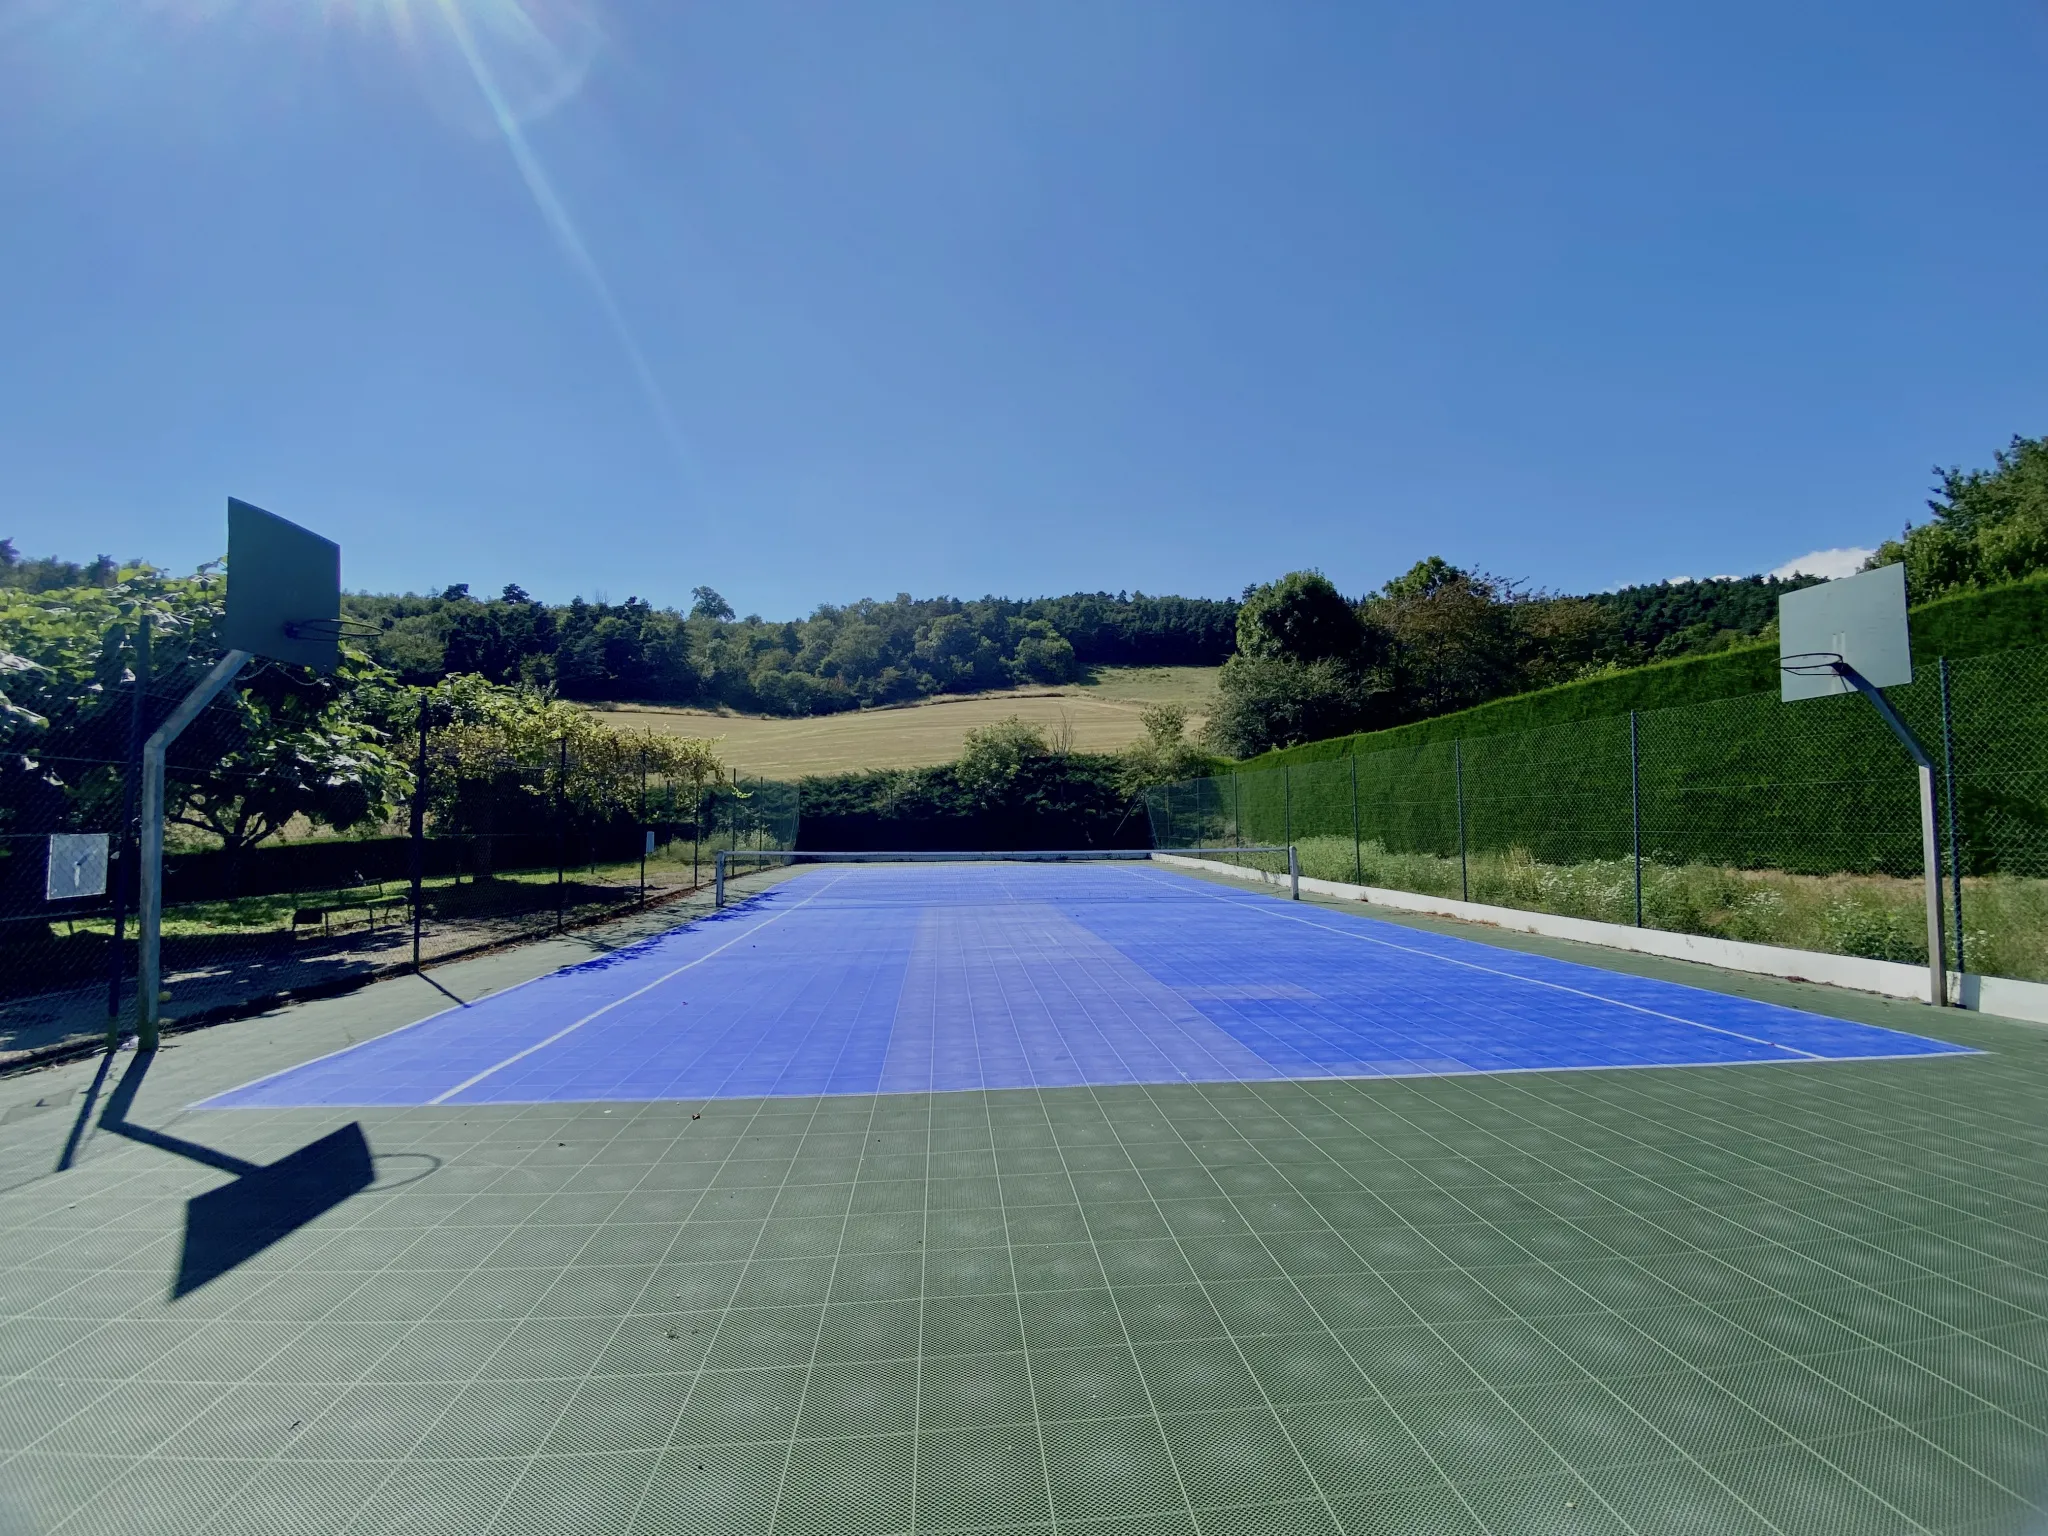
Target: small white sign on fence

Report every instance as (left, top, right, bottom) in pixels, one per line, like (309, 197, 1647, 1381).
(46, 832, 109, 901)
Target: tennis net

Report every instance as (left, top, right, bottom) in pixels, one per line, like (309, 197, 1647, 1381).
(713, 846, 1299, 908)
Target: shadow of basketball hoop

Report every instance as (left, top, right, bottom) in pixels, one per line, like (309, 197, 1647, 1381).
(92, 1050, 377, 1297)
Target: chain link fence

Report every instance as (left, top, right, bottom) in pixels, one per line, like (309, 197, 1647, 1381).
(1148, 643, 2048, 983)
(0, 683, 798, 1065)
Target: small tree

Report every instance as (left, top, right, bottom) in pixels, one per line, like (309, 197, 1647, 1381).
(690, 586, 736, 622)
(956, 716, 1051, 800)
(1234, 570, 1367, 664)
(1118, 703, 1216, 793)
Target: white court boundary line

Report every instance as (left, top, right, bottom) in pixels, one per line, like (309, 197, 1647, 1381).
(196, 879, 827, 1109)
(1131, 867, 1840, 1060)
(426, 873, 847, 1105)
(194, 942, 590, 1109)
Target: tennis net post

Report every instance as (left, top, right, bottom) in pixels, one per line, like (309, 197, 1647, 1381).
(712, 846, 1301, 909)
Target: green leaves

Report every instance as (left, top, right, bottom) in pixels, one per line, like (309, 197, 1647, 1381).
(956, 716, 1053, 796)
(402, 673, 725, 834)
(0, 565, 411, 852)
(1877, 433, 2048, 600)
(1234, 571, 1364, 665)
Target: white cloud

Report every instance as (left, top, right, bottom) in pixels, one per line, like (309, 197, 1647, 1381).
(1770, 547, 1874, 581)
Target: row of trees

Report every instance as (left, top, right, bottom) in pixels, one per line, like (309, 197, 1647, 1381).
(1204, 564, 1629, 756)
(0, 567, 727, 871)
(342, 586, 1240, 715)
(0, 539, 125, 594)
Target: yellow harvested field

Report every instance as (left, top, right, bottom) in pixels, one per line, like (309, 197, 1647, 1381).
(587, 666, 1220, 779)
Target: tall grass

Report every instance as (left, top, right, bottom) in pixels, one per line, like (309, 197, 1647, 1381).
(1237, 836, 2048, 983)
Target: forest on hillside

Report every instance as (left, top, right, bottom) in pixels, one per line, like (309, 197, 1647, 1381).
(338, 588, 1241, 713)
(9, 427, 2042, 742)
(332, 572, 1821, 724)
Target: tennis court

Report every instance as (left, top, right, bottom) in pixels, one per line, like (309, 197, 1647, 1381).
(5, 858, 2045, 1536)
(203, 863, 1969, 1111)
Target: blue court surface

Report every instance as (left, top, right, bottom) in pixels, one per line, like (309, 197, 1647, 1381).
(204, 863, 1973, 1109)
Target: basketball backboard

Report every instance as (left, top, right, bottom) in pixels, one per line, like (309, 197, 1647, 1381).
(1779, 562, 1911, 701)
(222, 498, 341, 673)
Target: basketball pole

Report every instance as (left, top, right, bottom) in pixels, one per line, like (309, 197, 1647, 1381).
(137, 649, 252, 1048)
(1830, 662, 1949, 1008)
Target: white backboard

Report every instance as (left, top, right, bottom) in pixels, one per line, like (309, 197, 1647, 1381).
(47, 832, 109, 901)
(1780, 562, 1912, 701)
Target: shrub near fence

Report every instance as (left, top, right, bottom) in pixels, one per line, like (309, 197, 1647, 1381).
(797, 756, 1148, 853)
(1150, 643, 2048, 982)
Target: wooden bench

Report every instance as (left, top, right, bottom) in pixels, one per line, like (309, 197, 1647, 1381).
(291, 894, 415, 937)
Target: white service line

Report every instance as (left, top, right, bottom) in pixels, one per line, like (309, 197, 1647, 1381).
(1136, 868, 1828, 1060)
(426, 874, 847, 1105)
(194, 945, 576, 1108)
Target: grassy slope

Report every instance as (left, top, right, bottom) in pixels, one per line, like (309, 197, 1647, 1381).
(1244, 572, 2048, 768)
(587, 665, 1220, 778)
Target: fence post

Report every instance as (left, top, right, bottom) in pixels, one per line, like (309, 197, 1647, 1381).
(1283, 764, 1292, 848)
(105, 615, 149, 1040)
(411, 700, 428, 972)
(1349, 753, 1362, 886)
(1630, 710, 1643, 927)
(1940, 658, 1964, 976)
(555, 736, 567, 933)
(639, 745, 648, 905)
(1454, 740, 1468, 902)
(1233, 773, 1241, 848)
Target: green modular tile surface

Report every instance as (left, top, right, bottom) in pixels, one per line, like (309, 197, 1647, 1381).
(2, 940, 2047, 1535)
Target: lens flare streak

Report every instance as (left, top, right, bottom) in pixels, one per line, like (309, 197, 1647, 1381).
(431, 0, 696, 476)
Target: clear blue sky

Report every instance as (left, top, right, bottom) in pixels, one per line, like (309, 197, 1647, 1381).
(3, 1, 2044, 617)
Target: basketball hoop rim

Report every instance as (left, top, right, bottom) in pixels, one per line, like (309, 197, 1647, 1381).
(1780, 650, 1846, 675)
(282, 617, 378, 642)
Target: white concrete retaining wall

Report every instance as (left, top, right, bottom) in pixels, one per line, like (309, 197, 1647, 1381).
(1150, 853, 2048, 1028)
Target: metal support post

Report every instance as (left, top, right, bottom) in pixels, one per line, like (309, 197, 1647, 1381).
(1454, 740, 1468, 903)
(1282, 765, 1292, 848)
(714, 851, 726, 909)
(1939, 658, 1965, 977)
(1288, 845, 1300, 901)
(1833, 664, 1949, 1005)
(410, 702, 428, 972)
(1349, 753, 1362, 886)
(1629, 710, 1643, 927)
(554, 736, 567, 933)
(638, 748, 648, 904)
(105, 617, 150, 1038)
(138, 649, 251, 1048)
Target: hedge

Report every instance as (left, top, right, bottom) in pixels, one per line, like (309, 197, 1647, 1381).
(1241, 572, 2048, 771)
(1157, 640, 2048, 882)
